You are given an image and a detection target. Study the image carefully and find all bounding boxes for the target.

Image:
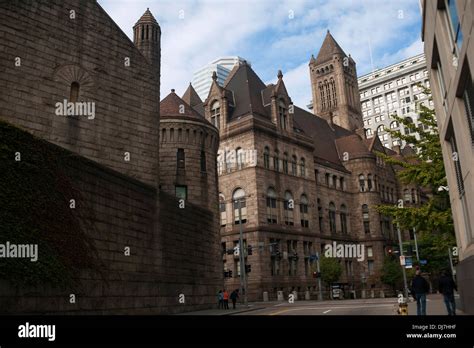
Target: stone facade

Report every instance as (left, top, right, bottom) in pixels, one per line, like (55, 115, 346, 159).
(0, 1, 222, 314)
(422, 0, 474, 314)
(187, 32, 421, 301)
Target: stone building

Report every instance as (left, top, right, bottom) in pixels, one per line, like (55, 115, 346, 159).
(186, 31, 421, 301)
(0, 1, 222, 314)
(422, 0, 474, 314)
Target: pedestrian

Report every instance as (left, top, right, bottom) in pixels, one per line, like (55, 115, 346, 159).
(217, 290, 223, 309)
(438, 270, 457, 315)
(230, 289, 239, 309)
(223, 289, 229, 309)
(411, 269, 430, 315)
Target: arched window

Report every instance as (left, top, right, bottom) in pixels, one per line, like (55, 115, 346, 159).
(318, 198, 323, 232)
(278, 100, 287, 130)
(236, 147, 244, 170)
(367, 174, 373, 191)
(211, 101, 220, 129)
(404, 189, 410, 203)
(330, 77, 337, 107)
(325, 80, 331, 109)
(340, 204, 348, 234)
(300, 158, 305, 177)
(319, 82, 326, 111)
(300, 194, 309, 228)
(362, 204, 370, 234)
(366, 128, 373, 137)
(340, 177, 345, 191)
(291, 155, 297, 175)
(332, 175, 337, 188)
(377, 124, 385, 135)
(266, 188, 278, 224)
(405, 117, 415, 134)
(283, 152, 289, 174)
(233, 188, 247, 224)
(390, 121, 399, 129)
(329, 202, 336, 233)
(219, 194, 227, 227)
(284, 191, 294, 226)
(70, 81, 79, 103)
(359, 174, 365, 192)
(274, 150, 280, 171)
(263, 147, 270, 169)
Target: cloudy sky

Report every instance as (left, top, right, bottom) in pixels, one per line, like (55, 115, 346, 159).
(98, 0, 423, 109)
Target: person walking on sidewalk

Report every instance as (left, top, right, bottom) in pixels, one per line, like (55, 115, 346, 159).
(411, 269, 430, 315)
(223, 289, 229, 309)
(217, 290, 224, 309)
(230, 289, 239, 309)
(439, 270, 457, 315)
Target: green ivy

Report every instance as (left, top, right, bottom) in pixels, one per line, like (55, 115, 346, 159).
(0, 120, 102, 289)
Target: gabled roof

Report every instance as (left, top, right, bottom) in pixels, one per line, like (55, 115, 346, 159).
(182, 83, 202, 107)
(313, 30, 346, 65)
(160, 90, 209, 125)
(224, 61, 269, 119)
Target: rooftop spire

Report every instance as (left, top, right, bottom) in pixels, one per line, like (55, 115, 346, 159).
(313, 30, 346, 65)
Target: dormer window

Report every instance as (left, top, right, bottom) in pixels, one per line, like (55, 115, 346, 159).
(211, 101, 220, 129)
(278, 100, 287, 130)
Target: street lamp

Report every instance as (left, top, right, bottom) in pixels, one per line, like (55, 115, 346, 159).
(235, 198, 248, 307)
(438, 186, 449, 192)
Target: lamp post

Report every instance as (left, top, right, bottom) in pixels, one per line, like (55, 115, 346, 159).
(236, 199, 248, 307)
(397, 223, 409, 300)
(413, 227, 420, 262)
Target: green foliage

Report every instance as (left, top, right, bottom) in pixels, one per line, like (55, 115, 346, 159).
(319, 256, 342, 286)
(0, 120, 102, 289)
(376, 87, 456, 276)
(380, 256, 403, 292)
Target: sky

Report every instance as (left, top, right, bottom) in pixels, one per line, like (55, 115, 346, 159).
(98, 0, 424, 110)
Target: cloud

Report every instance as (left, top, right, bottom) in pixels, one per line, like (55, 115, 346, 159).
(98, 0, 423, 108)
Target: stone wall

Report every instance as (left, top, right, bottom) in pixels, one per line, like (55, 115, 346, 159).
(0, 123, 222, 314)
(0, 0, 160, 187)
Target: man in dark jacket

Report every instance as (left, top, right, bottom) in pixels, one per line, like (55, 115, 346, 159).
(439, 271, 457, 315)
(411, 269, 430, 315)
(230, 289, 239, 309)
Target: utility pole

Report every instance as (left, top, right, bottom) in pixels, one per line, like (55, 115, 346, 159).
(316, 251, 322, 301)
(413, 227, 420, 262)
(237, 199, 248, 307)
(397, 223, 409, 299)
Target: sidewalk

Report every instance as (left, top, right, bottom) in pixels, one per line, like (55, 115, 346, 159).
(407, 293, 465, 315)
(178, 304, 266, 315)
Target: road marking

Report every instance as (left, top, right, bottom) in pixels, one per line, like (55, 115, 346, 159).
(323, 309, 331, 314)
(268, 304, 394, 316)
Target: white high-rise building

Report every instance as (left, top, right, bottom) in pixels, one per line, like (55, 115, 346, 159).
(192, 56, 249, 101)
(358, 53, 434, 149)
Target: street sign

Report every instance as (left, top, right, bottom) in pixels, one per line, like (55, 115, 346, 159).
(420, 259, 427, 265)
(399, 255, 406, 266)
(405, 257, 413, 269)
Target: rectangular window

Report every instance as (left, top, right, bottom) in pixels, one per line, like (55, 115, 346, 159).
(368, 260, 374, 275)
(175, 185, 187, 201)
(446, 0, 463, 51)
(449, 134, 465, 196)
(177, 148, 185, 169)
(200, 150, 206, 172)
(367, 246, 373, 258)
(462, 70, 474, 144)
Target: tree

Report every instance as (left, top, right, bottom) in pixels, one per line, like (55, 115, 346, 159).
(376, 87, 456, 276)
(380, 256, 403, 294)
(318, 256, 342, 288)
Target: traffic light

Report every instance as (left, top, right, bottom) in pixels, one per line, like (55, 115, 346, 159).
(223, 270, 229, 278)
(228, 270, 233, 278)
(312, 271, 321, 278)
(245, 264, 251, 273)
(247, 245, 253, 255)
(226, 248, 234, 255)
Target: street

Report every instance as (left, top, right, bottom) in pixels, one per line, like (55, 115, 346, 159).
(181, 294, 464, 316)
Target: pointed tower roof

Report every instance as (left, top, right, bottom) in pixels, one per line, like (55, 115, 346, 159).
(313, 30, 346, 65)
(182, 83, 202, 107)
(223, 61, 268, 118)
(134, 8, 159, 26)
(160, 89, 208, 124)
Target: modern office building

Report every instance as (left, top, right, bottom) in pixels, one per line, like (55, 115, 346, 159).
(191, 56, 249, 101)
(357, 54, 434, 149)
(422, 0, 474, 314)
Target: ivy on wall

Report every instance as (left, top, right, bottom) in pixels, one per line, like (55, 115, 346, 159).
(0, 120, 101, 289)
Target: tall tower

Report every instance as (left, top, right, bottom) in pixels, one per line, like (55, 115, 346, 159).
(309, 30, 363, 131)
(133, 8, 161, 81)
